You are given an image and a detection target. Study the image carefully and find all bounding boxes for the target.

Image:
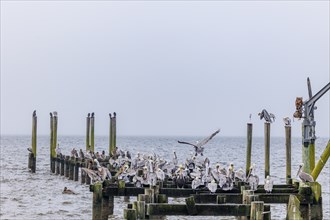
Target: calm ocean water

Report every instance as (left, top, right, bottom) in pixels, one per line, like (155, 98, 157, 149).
(0, 135, 329, 219)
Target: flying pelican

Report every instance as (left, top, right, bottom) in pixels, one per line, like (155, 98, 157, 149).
(177, 129, 220, 156)
(258, 109, 275, 123)
(296, 164, 314, 183)
(283, 117, 291, 126)
(264, 175, 274, 193)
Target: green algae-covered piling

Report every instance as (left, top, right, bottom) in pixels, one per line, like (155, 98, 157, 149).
(124, 209, 137, 220)
(137, 201, 145, 219)
(90, 114, 95, 152)
(92, 182, 103, 220)
(246, 123, 253, 177)
(285, 125, 292, 184)
(86, 114, 91, 151)
(30, 110, 37, 173)
(287, 195, 302, 219)
(311, 140, 330, 181)
(185, 196, 198, 215)
(264, 122, 270, 178)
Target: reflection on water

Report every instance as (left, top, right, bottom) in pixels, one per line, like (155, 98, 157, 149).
(0, 135, 329, 219)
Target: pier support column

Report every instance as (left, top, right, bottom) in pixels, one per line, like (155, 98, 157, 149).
(285, 125, 292, 184)
(264, 122, 270, 178)
(92, 182, 102, 220)
(30, 111, 37, 173)
(74, 158, 79, 181)
(90, 115, 95, 152)
(86, 114, 91, 152)
(250, 201, 264, 220)
(246, 123, 253, 177)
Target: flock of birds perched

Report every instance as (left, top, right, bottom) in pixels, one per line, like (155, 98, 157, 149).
(55, 126, 314, 196)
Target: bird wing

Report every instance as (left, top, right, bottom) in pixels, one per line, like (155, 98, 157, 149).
(197, 129, 220, 147)
(177, 141, 198, 148)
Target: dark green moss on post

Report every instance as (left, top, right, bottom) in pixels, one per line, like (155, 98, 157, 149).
(185, 196, 198, 215)
(124, 209, 136, 220)
(92, 182, 102, 220)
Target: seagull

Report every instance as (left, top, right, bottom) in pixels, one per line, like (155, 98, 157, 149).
(177, 129, 220, 156)
(258, 109, 275, 123)
(296, 164, 314, 183)
(63, 187, 77, 195)
(283, 117, 291, 126)
(264, 175, 273, 193)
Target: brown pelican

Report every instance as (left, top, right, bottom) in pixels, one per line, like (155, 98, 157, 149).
(234, 168, 246, 182)
(53, 111, 57, 117)
(49, 112, 52, 117)
(63, 187, 77, 194)
(247, 164, 259, 191)
(264, 175, 273, 193)
(32, 110, 36, 117)
(91, 112, 94, 117)
(173, 151, 178, 166)
(258, 109, 275, 123)
(87, 113, 90, 117)
(283, 117, 291, 126)
(177, 129, 220, 156)
(113, 112, 116, 117)
(296, 164, 314, 183)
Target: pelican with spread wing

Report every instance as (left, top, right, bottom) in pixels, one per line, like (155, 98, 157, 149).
(177, 129, 220, 156)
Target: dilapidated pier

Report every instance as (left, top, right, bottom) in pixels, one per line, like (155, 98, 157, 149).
(27, 78, 330, 219)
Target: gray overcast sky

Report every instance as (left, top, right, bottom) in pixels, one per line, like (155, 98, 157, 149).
(1, 1, 329, 138)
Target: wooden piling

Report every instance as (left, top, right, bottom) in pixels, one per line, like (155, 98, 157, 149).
(287, 195, 302, 219)
(118, 180, 126, 196)
(264, 122, 270, 178)
(311, 140, 330, 181)
(217, 195, 226, 204)
(285, 125, 292, 184)
(81, 162, 86, 184)
(246, 123, 253, 177)
(185, 196, 198, 215)
(65, 156, 70, 178)
(136, 201, 145, 219)
(69, 157, 74, 180)
(31, 111, 37, 173)
(157, 194, 168, 203)
(60, 157, 64, 176)
(90, 115, 95, 152)
(101, 196, 110, 220)
(109, 114, 112, 156)
(56, 156, 60, 175)
(52, 114, 58, 173)
(74, 158, 79, 181)
(110, 113, 117, 156)
(86, 115, 91, 151)
(250, 201, 264, 220)
(123, 209, 136, 220)
(109, 196, 114, 215)
(50, 114, 54, 172)
(92, 182, 102, 220)
(145, 188, 155, 203)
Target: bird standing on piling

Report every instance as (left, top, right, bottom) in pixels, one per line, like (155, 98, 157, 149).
(296, 164, 314, 183)
(247, 164, 259, 191)
(177, 129, 220, 156)
(264, 175, 274, 193)
(258, 109, 275, 123)
(283, 117, 291, 126)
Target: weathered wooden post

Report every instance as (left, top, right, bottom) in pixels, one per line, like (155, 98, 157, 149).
(65, 156, 70, 178)
(86, 113, 91, 152)
(92, 182, 102, 220)
(109, 195, 114, 215)
(81, 162, 86, 184)
(250, 201, 264, 220)
(60, 156, 64, 176)
(185, 196, 198, 215)
(56, 155, 60, 175)
(90, 113, 95, 152)
(109, 113, 112, 156)
(50, 113, 54, 172)
(69, 157, 74, 180)
(30, 110, 37, 173)
(285, 124, 292, 184)
(74, 158, 79, 181)
(51, 112, 58, 173)
(246, 123, 253, 177)
(109, 112, 117, 156)
(264, 122, 270, 178)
